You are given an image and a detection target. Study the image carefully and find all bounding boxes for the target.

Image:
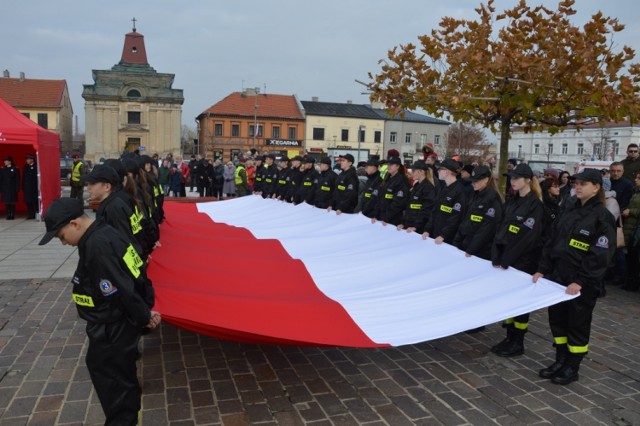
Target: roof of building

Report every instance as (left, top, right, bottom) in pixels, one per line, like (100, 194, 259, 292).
(200, 92, 304, 120)
(300, 100, 381, 119)
(372, 108, 450, 125)
(0, 77, 68, 108)
(120, 30, 149, 66)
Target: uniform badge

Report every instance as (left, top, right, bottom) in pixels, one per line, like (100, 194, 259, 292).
(453, 203, 461, 212)
(486, 208, 495, 218)
(596, 236, 609, 249)
(99, 279, 118, 296)
(524, 218, 535, 229)
(579, 229, 590, 236)
(347, 184, 353, 190)
(396, 190, 404, 197)
(372, 189, 378, 196)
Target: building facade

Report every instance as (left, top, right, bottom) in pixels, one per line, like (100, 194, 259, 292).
(0, 72, 73, 154)
(197, 89, 305, 161)
(504, 121, 640, 172)
(82, 25, 183, 162)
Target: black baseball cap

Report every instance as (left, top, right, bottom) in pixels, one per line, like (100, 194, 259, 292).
(319, 157, 331, 166)
(437, 158, 460, 173)
(82, 165, 120, 185)
(303, 156, 316, 164)
(504, 163, 533, 179)
(411, 160, 429, 171)
(340, 153, 355, 164)
(387, 156, 402, 166)
(291, 155, 304, 162)
(469, 165, 492, 181)
(365, 158, 379, 167)
(571, 168, 603, 185)
(39, 198, 84, 246)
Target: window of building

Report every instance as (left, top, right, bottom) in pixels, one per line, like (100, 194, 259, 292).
(534, 144, 540, 154)
(313, 127, 325, 141)
(231, 124, 240, 137)
(249, 125, 263, 138)
(341, 129, 349, 142)
(420, 134, 428, 145)
(22, 112, 30, 119)
(613, 142, 619, 155)
(548, 143, 553, 155)
(374, 131, 382, 143)
(562, 143, 568, 154)
(37, 113, 48, 129)
(127, 89, 141, 98)
(214, 123, 223, 136)
(127, 111, 141, 125)
(390, 132, 397, 144)
(359, 129, 365, 143)
(272, 126, 280, 139)
(518, 145, 522, 157)
(434, 135, 441, 145)
(577, 143, 584, 155)
(288, 127, 297, 140)
(405, 133, 411, 144)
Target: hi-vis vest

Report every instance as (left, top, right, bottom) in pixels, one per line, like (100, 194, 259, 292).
(235, 165, 246, 185)
(71, 161, 84, 182)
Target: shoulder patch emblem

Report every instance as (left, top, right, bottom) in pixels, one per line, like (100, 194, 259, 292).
(396, 190, 404, 197)
(524, 218, 535, 229)
(486, 208, 495, 218)
(99, 279, 118, 296)
(595, 236, 609, 249)
(453, 202, 462, 212)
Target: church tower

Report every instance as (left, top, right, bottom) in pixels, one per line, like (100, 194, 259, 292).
(82, 19, 184, 162)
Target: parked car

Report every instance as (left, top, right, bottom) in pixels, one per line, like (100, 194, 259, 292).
(60, 158, 73, 183)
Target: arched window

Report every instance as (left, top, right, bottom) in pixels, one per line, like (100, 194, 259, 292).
(127, 89, 141, 98)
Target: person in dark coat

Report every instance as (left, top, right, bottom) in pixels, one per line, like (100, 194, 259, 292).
(313, 157, 337, 209)
(331, 154, 359, 214)
(375, 156, 410, 226)
(398, 160, 437, 234)
(293, 156, 318, 205)
(356, 159, 382, 217)
(0, 156, 20, 220)
(22, 154, 39, 219)
(212, 160, 225, 199)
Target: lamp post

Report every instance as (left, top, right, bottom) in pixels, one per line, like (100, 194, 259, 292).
(358, 125, 365, 163)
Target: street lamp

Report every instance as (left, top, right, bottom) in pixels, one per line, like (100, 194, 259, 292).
(358, 125, 365, 163)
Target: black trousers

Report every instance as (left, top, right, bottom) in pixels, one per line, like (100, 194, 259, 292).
(25, 201, 37, 218)
(548, 286, 598, 354)
(86, 320, 142, 426)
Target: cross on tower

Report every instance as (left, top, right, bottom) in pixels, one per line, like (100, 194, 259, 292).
(132, 17, 137, 32)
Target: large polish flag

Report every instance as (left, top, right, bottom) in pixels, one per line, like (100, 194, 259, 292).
(148, 197, 575, 348)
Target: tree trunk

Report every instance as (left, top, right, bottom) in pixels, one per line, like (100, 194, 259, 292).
(498, 119, 511, 195)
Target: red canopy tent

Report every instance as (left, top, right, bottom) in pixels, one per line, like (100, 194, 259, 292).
(0, 97, 60, 217)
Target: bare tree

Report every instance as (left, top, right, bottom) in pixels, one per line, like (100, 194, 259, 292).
(445, 123, 492, 164)
(181, 125, 197, 156)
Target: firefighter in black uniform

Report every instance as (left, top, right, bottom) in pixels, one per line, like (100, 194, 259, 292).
(274, 156, 291, 200)
(533, 168, 615, 385)
(422, 158, 467, 244)
(375, 156, 410, 226)
(39, 198, 161, 425)
(287, 156, 304, 203)
(252, 156, 266, 195)
(397, 160, 437, 234)
(23, 154, 39, 219)
(314, 157, 337, 209)
(454, 166, 504, 260)
(0, 156, 20, 220)
(357, 159, 382, 218)
(293, 156, 318, 205)
(262, 154, 279, 198)
(491, 163, 545, 357)
(331, 153, 359, 214)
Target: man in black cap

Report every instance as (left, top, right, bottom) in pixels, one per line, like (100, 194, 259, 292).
(356, 158, 382, 217)
(23, 154, 38, 219)
(39, 198, 160, 425)
(293, 156, 318, 205)
(252, 155, 266, 195)
(262, 154, 279, 198)
(286, 155, 304, 203)
(398, 160, 437, 234)
(331, 154, 359, 214)
(314, 157, 337, 209)
(0, 156, 20, 219)
(274, 156, 291, 200)
(376, 156, 410, 225)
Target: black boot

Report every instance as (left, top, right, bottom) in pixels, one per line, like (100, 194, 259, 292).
(551, 353, 583, 385)
(6, 204, 15, 220)
(539, 344, 568, 379)
(622, 277, 640, 292)
(495, 328, 525, 357)
(491, 323, 515, 353)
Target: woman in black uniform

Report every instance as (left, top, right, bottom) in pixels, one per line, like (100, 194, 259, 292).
(533, 168, 615, 385)
(397, 160, 437, 234)
(374, 156, 410, 226)
(491, 163, 545, 357)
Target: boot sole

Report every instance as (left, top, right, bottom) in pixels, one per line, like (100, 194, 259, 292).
(551, 373, 579, 385)
(495, 349, 524, 358)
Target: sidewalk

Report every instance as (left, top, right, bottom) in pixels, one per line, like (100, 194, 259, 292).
(2, 196, 640, 425)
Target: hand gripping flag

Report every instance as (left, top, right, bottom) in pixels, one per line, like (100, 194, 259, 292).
(147, 197, 575, 347)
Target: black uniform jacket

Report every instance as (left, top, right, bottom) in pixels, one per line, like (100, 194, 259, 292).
(0, 165, 20, 202)
(253, 164, 267, 193)
(424, 180, 467, 243)
(262, 164, 279, 198)
(97, 192, 144, 259)
(538, 195, 616, 291)
(22, 162, 38, 203)
(314, 169, 338, 209)
(402, 178, 437, 233)
(378, 172, 411, 225)
(454, 186, 503, 259)
(293, 167, 318, 205)
(492, 191, 545, 273)
(358, 173, 382, 218)
(287, 167, 303, 203)
(332, 167, 360, 213)
(275, 167, 292, 199)
(72, 219, 151, 327)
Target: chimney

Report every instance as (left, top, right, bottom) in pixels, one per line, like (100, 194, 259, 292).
(346, 100, 352, 104)
(311, 96, 319, 102)
(2, 70, 9, 78)
(19, 72, 25, 81)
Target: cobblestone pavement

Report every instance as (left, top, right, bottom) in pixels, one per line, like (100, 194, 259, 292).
(2, 276, 640, 425)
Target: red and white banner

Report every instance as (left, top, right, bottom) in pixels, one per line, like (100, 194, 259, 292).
(148, 197, 575, 347)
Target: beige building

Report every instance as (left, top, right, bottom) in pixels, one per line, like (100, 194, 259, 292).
(82, 25, 183, 162)
(0, 71, 73, 154)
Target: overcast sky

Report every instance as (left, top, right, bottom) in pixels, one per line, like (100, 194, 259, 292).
(2, 0, 640, 134)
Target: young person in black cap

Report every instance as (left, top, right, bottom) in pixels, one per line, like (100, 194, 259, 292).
(454, 165, 504, 260)
(314, 157, 338, 209)
(262, 154, 279, 198)
(422, 158, 467, 244)
(375, 156, 410, 226)
(293, 156, 318, 205)
(356, 158, 382, 217)
(39, 198, 161, 425)
(252, 155, 266, 195)
(23, 154, 38, 219)
(331, 153, 359, 214)
(397, 160, 437, 234)
(533, 168, 615, 385)
(286, 155, 304, 203)
(274, 156, 291, 200)
(490, 162, 545, 358)
(0, 156, 20, 220)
